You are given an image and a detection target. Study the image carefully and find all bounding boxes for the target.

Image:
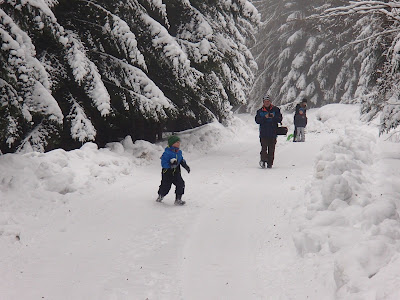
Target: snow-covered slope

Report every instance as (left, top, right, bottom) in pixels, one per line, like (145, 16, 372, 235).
(0, 104, 399, 299)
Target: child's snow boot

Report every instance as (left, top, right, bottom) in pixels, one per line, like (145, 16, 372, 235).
(174, 194, 185, 206)
(156, 194, 164, 202)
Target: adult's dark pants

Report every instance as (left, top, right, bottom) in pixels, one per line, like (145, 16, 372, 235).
(158, 168, 185, 197)
(293, 126, 297, 142)
(260, 137, 277, 166)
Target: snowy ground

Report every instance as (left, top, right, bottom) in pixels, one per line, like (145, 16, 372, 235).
(1, 104, 399, 300)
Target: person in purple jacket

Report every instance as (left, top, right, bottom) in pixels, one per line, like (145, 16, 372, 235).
(156, 135, 190, 205)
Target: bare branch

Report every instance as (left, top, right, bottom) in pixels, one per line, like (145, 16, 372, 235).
(384, 129, 400, 141)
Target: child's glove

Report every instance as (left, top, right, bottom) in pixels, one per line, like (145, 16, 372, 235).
(170, 158, 178, 168)
(181, 160, 190, 173)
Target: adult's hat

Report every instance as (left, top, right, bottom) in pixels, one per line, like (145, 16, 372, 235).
(168, 135, 180, 147)
(263, 95, 271, 101)
(302, 98, 307, 103)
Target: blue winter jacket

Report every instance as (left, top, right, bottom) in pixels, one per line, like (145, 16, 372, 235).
(255, 105, 283, 138)
(161, 146, 185, 169)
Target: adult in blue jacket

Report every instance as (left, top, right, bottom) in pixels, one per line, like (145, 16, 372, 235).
(157, 135, 190, 205)
(255, 95, 282, 168)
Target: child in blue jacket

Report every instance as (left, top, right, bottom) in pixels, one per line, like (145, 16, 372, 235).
(156, 135, 190, 205)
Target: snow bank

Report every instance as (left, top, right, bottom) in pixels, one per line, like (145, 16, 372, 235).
(282, 103, 363, 141)
(107, 117, 246, 157)
(0, 117, 245, 242)
(170, 118, 246, 154)
(0, 141, 160, 241)
(293, 105, 400, 299)
(1, 145, 115, 199)
(0, 117, 244, 200)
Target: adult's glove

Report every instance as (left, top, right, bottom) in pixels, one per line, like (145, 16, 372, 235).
(181, 160, 190, 173)
(170, 158, 178, 168)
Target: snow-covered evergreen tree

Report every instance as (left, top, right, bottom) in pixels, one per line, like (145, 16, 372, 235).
(0, 0, 259, 153)
(315, 0, 400, 137)
(0, 3, 64, 152)
(248, 0, 383, 113)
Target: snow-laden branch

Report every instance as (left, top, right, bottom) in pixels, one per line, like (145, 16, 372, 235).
(0, 8, 63, 123)
(318, 1, 400, 23)
(67, 96, 96, 143)
(79, 0, 147, 70)
(145, 0, 169, 28)
(66, 32, 111, 116)
(347, 28, 400, 45)
(92, 50, 177, 120)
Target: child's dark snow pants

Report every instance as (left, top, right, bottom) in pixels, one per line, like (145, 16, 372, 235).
(158, 168, 185, 197)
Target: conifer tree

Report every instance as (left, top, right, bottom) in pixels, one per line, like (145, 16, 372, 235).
(249, 0, 383, 113)
(0, 0, 259, 153)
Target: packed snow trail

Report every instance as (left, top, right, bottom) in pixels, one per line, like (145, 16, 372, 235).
(0, 114, 331, 300)
(179, 118, 333, 299)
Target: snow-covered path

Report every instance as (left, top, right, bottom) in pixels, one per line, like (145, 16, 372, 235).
(1, 114, 327, 300)
(179, 120, 332, 300)
(1, 105, 400, 300)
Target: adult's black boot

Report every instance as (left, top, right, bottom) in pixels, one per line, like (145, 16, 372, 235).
(174, 194, 185, 206)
